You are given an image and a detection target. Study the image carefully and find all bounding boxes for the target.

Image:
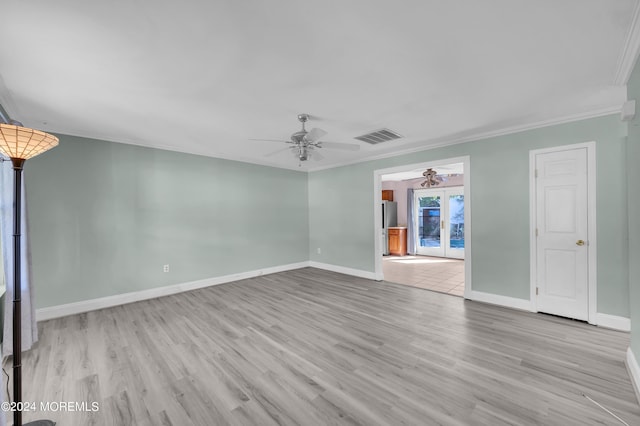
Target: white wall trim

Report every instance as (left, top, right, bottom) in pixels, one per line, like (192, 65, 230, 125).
(614, 0, 640, 85)
(0, 76, 20, 122)
(462, 161, 472, 299)
(595, 313, 631, 332)
(529, 149, 537, 310)
(467, 290, 534, 312)
(308, 261, 377, 280)
(36, 262, 310, 321)
(45, 105, 621, 175)
(36, 261, 381, 321)
(464, 290, 630, 332)
(529, 142, 597, 324)
(308, 107, 619, 173)
(626, 348, 640, 405)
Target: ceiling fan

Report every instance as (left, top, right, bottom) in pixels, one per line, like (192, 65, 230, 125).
(420, 168, 442, 187)
(250, 114, 360, 164)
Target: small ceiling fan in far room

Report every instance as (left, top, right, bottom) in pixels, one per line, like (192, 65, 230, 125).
(420, 168, 442, 187)
(250, 113, 360, 165)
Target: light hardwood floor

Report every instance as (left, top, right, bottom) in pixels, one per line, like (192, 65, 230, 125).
(9, 268, 640, 425)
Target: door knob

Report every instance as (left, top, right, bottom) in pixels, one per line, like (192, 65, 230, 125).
(576, 240, 585, 246)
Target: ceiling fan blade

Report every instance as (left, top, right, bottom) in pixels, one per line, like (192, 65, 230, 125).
(318, 141, 360, 151)
(305, 128, 327, 143)
(264, 146, 293, 157)
(249, 138, 291, 143)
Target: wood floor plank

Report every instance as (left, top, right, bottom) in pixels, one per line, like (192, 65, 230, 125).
(6, 267, 640, 425)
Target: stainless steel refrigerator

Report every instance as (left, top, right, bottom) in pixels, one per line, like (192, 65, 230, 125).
(381, 201, 398, 255)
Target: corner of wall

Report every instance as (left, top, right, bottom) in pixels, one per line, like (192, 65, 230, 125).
(626, 348, 640, 405)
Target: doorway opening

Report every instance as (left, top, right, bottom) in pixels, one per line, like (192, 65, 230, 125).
(373, 157, 471, 298)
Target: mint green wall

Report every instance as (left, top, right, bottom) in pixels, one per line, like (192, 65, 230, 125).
(628, 62, 640, 356)
(19, 114, 632, 319)
(309, 115, 629, 317)
(25, 135, 309, 309)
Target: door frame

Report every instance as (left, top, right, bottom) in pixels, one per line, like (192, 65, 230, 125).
(529, 142, 597, 324)
(373, 156, 471, 299)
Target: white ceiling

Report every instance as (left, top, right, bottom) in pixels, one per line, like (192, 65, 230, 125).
(0, 0, 637, 171)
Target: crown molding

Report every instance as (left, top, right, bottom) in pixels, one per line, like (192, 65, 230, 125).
(0, 73, 19, 123)
(306, 105, 621, 172)
(614, 0, 640, 85)
(48, 129, 308, 173)
(0, 103, 9, 124)
(40, 104, 621, 174)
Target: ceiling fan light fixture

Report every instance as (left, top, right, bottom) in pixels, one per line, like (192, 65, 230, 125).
(297, 145, 308, 161)
(420, 168, 441, 187)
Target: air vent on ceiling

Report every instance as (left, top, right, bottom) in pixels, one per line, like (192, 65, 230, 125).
(354, 128, 403, 144)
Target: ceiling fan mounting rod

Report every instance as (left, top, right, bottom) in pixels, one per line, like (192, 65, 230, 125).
(297, 113, 309, 131)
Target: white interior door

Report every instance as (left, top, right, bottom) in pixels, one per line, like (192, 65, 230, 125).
(415, 187, 465, 259)
(535, 147, 589, 321)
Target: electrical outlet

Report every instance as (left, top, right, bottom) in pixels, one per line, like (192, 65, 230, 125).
(317, 247, 321, 254)
(163, 264, 170, 273)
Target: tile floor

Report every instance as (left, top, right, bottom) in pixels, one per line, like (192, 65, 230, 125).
(382, 255, 465, 297)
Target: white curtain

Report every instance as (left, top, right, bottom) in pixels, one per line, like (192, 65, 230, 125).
(1, 160, 38, 358)
(0, 166, 5, 426)
(0, 342, 4, 426)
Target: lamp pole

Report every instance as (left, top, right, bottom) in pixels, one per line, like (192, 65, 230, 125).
(11, 157, 25, 426)
(0, 123, 58, 426)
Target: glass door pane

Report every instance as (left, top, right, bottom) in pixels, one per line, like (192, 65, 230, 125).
(448, 194, 464, 257)
(420, 196, 441, 248)
(416, 193, 443, 256)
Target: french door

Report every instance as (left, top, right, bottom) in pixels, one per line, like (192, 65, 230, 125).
(414, 187, 464, 259)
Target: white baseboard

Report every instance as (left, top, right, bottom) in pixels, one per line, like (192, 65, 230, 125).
(467, 292, 631, 332)
(36, 261, 309, 322)
(308, 261, 377, 280)
(595, 313, 631, 332)
(626, 348, 640, 405)
(36, 261, 379, 322)
(467, 290, 534, 312)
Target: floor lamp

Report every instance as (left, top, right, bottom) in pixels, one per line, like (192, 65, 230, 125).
(0, 123, 58, 426)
